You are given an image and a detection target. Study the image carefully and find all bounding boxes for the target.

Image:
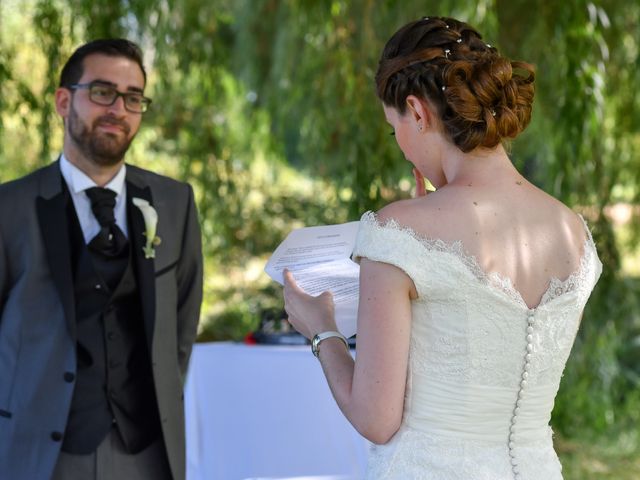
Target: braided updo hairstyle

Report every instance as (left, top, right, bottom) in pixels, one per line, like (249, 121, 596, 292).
(376, 17, 535, 152)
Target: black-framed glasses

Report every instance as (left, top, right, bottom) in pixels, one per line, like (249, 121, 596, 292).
(68, 82, 152, 113)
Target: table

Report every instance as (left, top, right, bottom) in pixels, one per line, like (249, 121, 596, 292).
(185, 342, 369, 480)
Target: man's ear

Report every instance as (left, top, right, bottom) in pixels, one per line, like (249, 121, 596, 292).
(405, 95, 436, 129)
(55, 87, 71, 118)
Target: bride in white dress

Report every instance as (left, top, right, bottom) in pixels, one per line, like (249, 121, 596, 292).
(283, 16, 602, 480)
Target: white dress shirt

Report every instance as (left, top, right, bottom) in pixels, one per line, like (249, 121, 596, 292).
(59, 154, 128, 243)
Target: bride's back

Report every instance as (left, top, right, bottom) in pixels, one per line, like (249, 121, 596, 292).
(356, 187, 601, 479)
(381, 176, 589, 310)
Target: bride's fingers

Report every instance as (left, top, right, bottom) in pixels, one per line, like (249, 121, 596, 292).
(413, 168, 427, 198)
(318, 290, 334, 303)
(283, 269, 305, 295)
(283, 269, 312, 319)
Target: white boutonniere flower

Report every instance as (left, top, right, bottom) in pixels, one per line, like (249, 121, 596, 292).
(132, 198, 161, 259)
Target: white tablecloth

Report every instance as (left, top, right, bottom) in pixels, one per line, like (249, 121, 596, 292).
(185, 342, 369, 480)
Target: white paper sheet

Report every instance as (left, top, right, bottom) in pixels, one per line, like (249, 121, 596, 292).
(265, 222, 360, 338)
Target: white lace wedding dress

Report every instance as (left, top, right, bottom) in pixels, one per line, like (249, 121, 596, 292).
(352, 211, 602, 480)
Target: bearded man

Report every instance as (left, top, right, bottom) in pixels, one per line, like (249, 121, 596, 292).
(0, 39, 203, 480)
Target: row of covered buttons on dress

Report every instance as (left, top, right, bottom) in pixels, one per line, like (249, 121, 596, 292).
(508, 309, 536, 479)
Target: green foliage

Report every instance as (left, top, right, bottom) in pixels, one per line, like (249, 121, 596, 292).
(557, 432, 640, 479)
(553, 277, 640, 437)
(33, 0, 66, 165)
(230, 0, 500, 217)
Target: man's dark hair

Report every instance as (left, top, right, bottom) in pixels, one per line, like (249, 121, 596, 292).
(59, 38, 146, 88)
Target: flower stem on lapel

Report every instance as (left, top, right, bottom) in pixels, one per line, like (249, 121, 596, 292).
(132, 198, 161, 259)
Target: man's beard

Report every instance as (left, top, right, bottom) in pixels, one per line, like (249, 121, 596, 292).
(67, 105, 135, 167)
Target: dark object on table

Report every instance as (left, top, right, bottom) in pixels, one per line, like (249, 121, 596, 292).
(248, 308, 308, 345)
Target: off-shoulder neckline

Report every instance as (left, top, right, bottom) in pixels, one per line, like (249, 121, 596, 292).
(359, 210, 599, 311)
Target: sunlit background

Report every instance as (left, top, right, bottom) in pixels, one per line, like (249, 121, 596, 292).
(1, 0, 639, 477)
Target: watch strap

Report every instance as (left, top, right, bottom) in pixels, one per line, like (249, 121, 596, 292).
(311, 331, 349, 357)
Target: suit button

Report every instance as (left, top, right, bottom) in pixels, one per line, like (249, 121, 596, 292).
(63, 372, 75, 383)
(95, 284, 102, 290)
(107, 331, 118, 341)
(109, 360, 121, 369)
(51, 431, 63, 442)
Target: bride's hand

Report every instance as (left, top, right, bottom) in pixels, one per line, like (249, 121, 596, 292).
(413, 167, 427, 198)
(283, 269, 337, 340)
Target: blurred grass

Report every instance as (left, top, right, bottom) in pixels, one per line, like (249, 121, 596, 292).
(558, 433, 640, 479)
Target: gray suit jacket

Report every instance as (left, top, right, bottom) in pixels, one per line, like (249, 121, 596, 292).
(0, 161, 203, 480)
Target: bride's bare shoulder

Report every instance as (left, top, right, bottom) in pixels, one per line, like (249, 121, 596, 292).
(375, 191, 461, 239)
(374, 183, 588, 249)
(546, 197, 591, 249)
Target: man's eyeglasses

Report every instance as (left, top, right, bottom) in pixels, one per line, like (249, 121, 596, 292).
(68, 82, 152, 113)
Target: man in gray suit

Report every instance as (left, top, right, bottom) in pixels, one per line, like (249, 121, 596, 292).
(0, 39, 203, 480)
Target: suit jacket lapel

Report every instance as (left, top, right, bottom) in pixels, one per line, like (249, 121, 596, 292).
(126, 179, 156, 347)
(36, 161, 76, 339)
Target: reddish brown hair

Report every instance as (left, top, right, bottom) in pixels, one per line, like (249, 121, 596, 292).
(376, 17, 535, 152)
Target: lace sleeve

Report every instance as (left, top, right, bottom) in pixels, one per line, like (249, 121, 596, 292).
(353, 211, 437, 298)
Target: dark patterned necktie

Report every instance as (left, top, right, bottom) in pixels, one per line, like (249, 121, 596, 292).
(85, 187, 127, 257)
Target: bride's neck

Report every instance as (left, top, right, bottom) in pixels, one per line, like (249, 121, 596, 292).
(442, 144, 520, 186)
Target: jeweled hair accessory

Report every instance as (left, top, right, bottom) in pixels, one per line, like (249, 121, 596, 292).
(444, 49, 451, 59)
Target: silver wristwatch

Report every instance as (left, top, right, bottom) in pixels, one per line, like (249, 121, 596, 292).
(311, 331, 349, 357)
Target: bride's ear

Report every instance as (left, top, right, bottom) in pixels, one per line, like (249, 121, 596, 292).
(405, 95, 436, 130)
